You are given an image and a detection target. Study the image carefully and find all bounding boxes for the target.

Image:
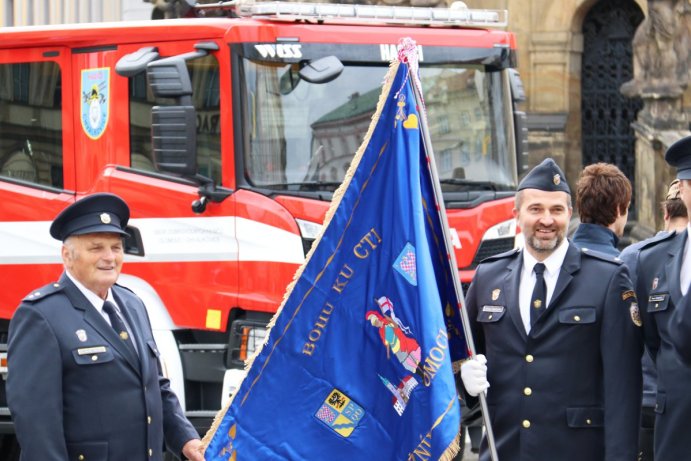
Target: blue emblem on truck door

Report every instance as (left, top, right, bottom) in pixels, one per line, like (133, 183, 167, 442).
(80, 68, 110, 139)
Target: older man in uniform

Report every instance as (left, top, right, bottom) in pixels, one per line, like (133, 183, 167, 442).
(633, 135, 691, 460)
(7, 193, 203, 461)
(459, 158, 642, 461)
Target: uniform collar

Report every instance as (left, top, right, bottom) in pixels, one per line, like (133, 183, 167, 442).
(572, 223, 619, 254)
(522, 238, 569, 278)
(64, 270, 115, 315)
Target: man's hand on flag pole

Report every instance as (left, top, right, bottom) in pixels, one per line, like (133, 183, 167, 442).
(182, 439, 205, 461)
(460, 354, 490, 397)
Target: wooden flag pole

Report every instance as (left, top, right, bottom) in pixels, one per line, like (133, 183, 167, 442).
(406, 60, 501, 461)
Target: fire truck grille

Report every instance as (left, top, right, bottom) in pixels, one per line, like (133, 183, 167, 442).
(466, 236, 516, 270)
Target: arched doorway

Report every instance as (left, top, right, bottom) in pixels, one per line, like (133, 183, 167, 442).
(581, 0, 644, 218)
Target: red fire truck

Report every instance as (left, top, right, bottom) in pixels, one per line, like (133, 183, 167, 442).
(0, 1, 525, 455)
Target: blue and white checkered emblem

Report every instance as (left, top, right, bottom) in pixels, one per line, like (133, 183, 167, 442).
(393, 243, 417, 286)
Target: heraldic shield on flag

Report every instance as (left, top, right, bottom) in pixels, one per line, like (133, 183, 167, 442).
(203, 38, 468, 461)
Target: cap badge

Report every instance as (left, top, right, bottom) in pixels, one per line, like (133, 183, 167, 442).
(553, 174, 561, 185)
(100, 213, 111, 224)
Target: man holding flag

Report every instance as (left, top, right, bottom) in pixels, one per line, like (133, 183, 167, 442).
(203, 40, 467, 460)
(460, 159, 642, 460)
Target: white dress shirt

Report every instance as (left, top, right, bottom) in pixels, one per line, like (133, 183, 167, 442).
(65, 271, 138, 353)
(519, 240, 569, 333)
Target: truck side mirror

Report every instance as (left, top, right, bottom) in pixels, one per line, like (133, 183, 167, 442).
(115, 47, 159, 77)
(151, 105, 197, 177)
(299, 55, 343, 84)
(514, 110, 529, 175)
(147, 56, 193, 98)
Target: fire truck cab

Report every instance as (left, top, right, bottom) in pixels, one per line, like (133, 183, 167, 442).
(0, 1, 524, 455)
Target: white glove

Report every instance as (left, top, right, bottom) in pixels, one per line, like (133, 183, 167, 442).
(460, 354, 489, 397)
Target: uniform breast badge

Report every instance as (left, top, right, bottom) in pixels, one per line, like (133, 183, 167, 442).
(75, 329, 88, 342)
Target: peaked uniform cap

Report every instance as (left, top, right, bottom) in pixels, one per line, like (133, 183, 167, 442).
(49, 193, 130, 241)
(665, 136, 691, 180)
(517, 157, 571, 194)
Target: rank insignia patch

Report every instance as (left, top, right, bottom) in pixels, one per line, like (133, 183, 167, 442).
(315, 389, 364, 437)
(622, 290, 636, 301)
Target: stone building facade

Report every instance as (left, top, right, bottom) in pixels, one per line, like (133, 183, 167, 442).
(461, 0, 691, 238)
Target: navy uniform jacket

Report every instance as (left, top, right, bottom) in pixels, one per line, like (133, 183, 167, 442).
(465, 243, 642, 461)
(571, 222, 620, 257)
(620, 232, 671, 410)
(7, 274, 198, 461)
(635, 230, 691, 460)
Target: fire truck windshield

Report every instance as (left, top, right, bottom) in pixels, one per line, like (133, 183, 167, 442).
(239, 57, 517, 197)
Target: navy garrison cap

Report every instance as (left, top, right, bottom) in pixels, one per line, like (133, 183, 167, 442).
(665, 136, 691, 180)
(517, 158, 571, 194)
(49, 193, 130, 241)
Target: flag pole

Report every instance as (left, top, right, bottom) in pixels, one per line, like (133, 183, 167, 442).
(406, 62, 501, 461)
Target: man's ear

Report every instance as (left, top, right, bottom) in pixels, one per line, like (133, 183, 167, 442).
(61, 244, 70, 265)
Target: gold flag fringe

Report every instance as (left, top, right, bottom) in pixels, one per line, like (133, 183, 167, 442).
(201, 59, 402, 452)
(439, 432, 462, 461)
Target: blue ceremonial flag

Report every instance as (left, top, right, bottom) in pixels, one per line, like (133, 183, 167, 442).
(203, 40, 468, 461)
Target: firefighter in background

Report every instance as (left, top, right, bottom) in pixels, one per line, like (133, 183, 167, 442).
(634, 135, 691, 460)
(6, 193, 203, 461)
(620, 178, 688, 461)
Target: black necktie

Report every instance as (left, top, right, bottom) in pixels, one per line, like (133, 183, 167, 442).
(530, 263, 547, 327)
(102, 301, 137, 355)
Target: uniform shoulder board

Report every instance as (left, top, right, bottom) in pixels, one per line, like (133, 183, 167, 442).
(637, 230, 677, 252)
(479, 247, 520, 264)
(22, 281, 64, 303)
(580, 247, 623, 265)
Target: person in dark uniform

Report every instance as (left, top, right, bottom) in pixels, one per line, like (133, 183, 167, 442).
(633, 135, 691, 460)
(571, 162, 632, 256)
(459, 158, 642, 461)
(7, 193, 203, 461)
(620, 179, 688, 461)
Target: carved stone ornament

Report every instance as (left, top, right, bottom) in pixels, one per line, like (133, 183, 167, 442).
(620, 0, 691, 99)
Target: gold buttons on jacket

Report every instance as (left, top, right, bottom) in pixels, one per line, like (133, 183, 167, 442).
(586, 419, 592, 425)
(574, 315, 581, 322)
(147, 416, 152, 424)
(523, 387, 532, 396)
(149, 448, 153, 457)
(525, 354, 534, 363)
(78, 455, 85, 461)
(522, 420, 531, 428)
